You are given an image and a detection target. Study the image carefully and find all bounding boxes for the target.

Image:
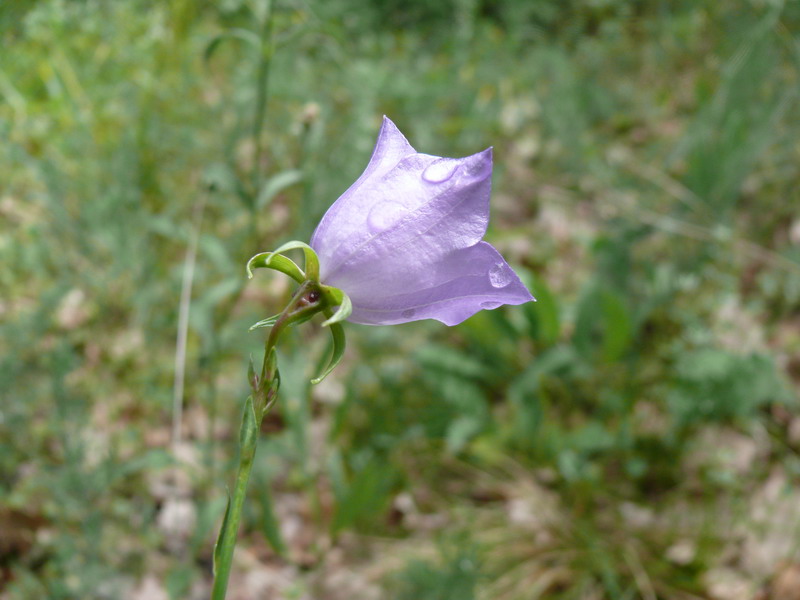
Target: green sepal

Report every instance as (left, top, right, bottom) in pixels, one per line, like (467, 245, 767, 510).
(311, 314, 346, 385)
(246, 252, 304, 284)
(249, 314, 280, 331)
(268, 240, 320, 282)
(250, 311, 317, 332)
(212, 488, 232, 577)
(290, 312, 317, 327)
(320, 285, 352, 327)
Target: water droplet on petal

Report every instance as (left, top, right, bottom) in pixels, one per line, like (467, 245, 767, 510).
(480, 301, 502, 310)
(488, 262, 513, 288)
(401, 309, 416, 318)
(367, 200, 407, 232)
(422, 160, 457, 184)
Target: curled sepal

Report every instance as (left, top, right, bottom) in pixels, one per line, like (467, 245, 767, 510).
(320, 285, 352, 327)
(311, 316, 346, 385)
(246, 252, 304, 284)
(268, 240, 320, 282)
(249, 314, 280, 331)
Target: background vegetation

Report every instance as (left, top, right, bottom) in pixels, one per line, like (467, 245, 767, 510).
(2, 0, 800, 598)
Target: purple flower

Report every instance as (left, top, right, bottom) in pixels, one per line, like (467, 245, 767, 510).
(309, 117, 534, 326)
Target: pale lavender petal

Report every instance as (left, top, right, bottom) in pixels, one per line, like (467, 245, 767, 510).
(345, 242, 533, 326)
(311, 117, 415, 259)
(317, 147, 493, 295)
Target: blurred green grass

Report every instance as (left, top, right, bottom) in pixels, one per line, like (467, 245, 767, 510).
(2, 0, 800, 598)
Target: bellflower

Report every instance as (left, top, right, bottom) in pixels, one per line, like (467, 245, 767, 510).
(222, 119, 535, 599)
(247, 117, 534, 380)
(309, 116, 533, 326)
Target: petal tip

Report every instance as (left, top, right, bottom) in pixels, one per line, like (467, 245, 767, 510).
(458, 147, 493, 182)
(377, 116, 412, 149)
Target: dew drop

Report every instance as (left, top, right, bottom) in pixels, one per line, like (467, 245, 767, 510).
(422, 159, 457, 184)
(367, 200, 407, 232)
(401, 309, 416, 318)
(480, 301, 502, 310)
(488, 262, 513, 288)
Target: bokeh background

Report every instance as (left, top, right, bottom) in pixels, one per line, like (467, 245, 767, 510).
(3, 0, 800, 598)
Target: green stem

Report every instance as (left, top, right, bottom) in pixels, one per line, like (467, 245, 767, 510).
(252, 0, 274, 193)
(211, 409, 258, 599)
(211, 340, 279, 599)
(211, 281, 324, 598)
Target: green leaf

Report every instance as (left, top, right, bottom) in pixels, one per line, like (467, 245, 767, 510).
(249, 314, 280, 331)
(311, 320, 346, 384)
(212, 489, 232, 577)
(320, 287, 352, 327)
(246, 251, 305, 284)
(268, 240, 320, 282)
(256, 169, 304, 210)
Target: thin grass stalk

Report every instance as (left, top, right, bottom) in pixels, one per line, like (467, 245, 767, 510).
(252, 0, 275, 193)
(172, 194, 207, 450)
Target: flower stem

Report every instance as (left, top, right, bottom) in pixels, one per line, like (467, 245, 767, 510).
(211, 341, 279, 599)
(211, 281, 324, 598)
(210, 399, 258, 599)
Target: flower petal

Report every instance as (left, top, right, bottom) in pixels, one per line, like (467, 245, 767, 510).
(311, 116, 415, 256)
(345, 241, 534, 326)
(319, 147, 493, 297)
